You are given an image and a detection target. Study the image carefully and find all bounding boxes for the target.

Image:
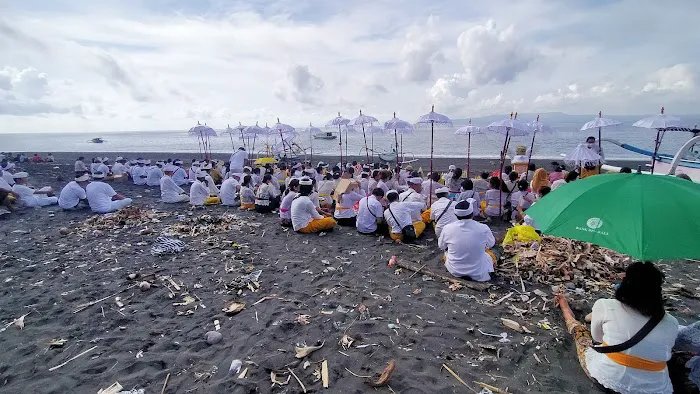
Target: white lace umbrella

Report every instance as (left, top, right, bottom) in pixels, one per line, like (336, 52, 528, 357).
(384, 113, 415, 164)
(188, 122, 217, 160)
(487, 113, 531, 214)
(327, 112, 351, 167)
(454, 119, 483, 177)
(581, 111, 622, 173)
(351, 110, 379, 164)
(564, 143, 602, 167)
(416, 105, 453, 205)
(525, 115, 557, 171)
(271, 118, 296, 160)
(633, 106, 689, 173)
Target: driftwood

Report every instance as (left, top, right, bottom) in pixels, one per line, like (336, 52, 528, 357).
(394, 260, 491, 292)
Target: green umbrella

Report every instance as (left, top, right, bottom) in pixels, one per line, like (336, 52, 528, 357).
(526, 173, 700, 261)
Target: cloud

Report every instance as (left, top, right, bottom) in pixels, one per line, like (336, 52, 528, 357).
(0, 66, 79, 116)
(456, 20, 535, 86)
(642, 64, 695, 93)
(399, 17, 444, 82)
(275, 64, 324, 105)
(534, 84, 581, 106)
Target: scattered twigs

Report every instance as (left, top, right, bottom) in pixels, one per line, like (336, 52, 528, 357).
(287, 368, 307, 393)
(408, 264, 426, 279)
(393, 260, 490, 291)
(160, 372, 170, 394)
(345, 367, 372, 378)
(474, 380, 509, 393)
(366, 360, 395, 387)
(73, 284, 139, 313)
(48, 346, 97, 371)
(441, 363, 471, 389)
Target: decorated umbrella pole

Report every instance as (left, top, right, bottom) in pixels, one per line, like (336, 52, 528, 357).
(188, 122, 217, 160)
(526, 115, 556, 171)
(416, 106, 453, 205)
(384, 112, 415, 165)
(304, 123, 323, 163)
(454, 120, 483, 177)
(487, 113, 531, 214)
(272, 118, 296, 162)
(351, 110, 379, 164)
(580, 111, 622, 173)
(327, 113, 350, 168)
(632, 106, 689, 174)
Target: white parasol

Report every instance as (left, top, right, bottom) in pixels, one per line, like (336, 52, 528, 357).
(327, 112, 351, 167)
(526, 115, 557, 171)
(454, 119, 483, 177)
(351, 110, 379, 164)
(564, 143, 602, 167)
(581, 111, 622, 173)
(487, 113, 531, 214)
(632, 106, 689, 173)
(416, 105, 453, 205)
(271, 118, 296, 160)
(188, 122, 217, 160)
(384, 112, 415, 165)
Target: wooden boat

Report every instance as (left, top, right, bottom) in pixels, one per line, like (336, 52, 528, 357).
(313, 131, 337, 140)
(89, 137, 105, 143)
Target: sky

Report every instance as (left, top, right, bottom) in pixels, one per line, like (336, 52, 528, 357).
(0, 0, 699, 133)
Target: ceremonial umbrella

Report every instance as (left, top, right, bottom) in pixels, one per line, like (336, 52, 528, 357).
(384, 112, 415, 165)
(327, 113, 350, 168)
(416, 105, 453, 205)
(271, 118, 296, 161)
(351, 110, 379, 164)
(242, 123, 267, 160)
(366, 125, 384, 164)
(487, 113, 531, 213)
(304, 123, 323, 163)
(563, 143, 602, 169)
(526, 172, 700, 260)
(454, 119, 483, 177)
(526, 115, 557, 171)
(581, 111, 622, 173)
(223, 122, 246, 150)
(632, 107, 689, 174)
(188, 122, 217, 160)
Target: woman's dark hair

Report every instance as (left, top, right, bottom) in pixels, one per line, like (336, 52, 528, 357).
(263, 174, 273, 183)
(346, 167, 355, 175)
(504, 165, 512, 175)
(380, 170, 390, 181)
(386, 191, 399, 202)
(299, 183, 313, 196)
(615, 262, 665, 317)
(480, 172, 489, 180)
(528, 163, 536, 171)
(371, 188, 385, 197)
(461, 179, 473, 191)
(285, 179, 300, 195)
(324, 173, 333, 180)
(565, 171, 579, 183)
(619, 167, 632, 173)
(538, 186, 551, 197)
(452, 168, 463, 180)
(431, 172, 441, 182)
(517, 179, 529, 191)
(242, 175, 252, 187)
(508, 171, 519, 182)
(372, 170, 380, 179)
(489, 176, 509, 193)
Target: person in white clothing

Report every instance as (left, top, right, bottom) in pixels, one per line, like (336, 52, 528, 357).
(229, 147, 246, 174)
(356, 188, 386, 234)
(421, 172, 442, 204)
(95, 160, 111, 179)
(557, 262, 678, 394)
(86, 173, 132, 213)
(384, 190, 426, 242)
(220, 173, 241, 206)
(429, 187, 457, 237)
(551, 170, 578, 190)
(279, 179, 299, 227)
(457, 179, 482, 217)
(74, 156, 88, 174)
(200, 163, 220, 196)
(438, 200, 496, 281)
(291, 178, 336, 233)
(90, 158, 102, 175)
(188, 160, 200, 183)
(0, 172, 18, 211)
(316, 174, 335, 207)
(11, 172, 58, 208)
(333, 180, 364, 226)
(171, 160, 189, 186)
(160, 165, 189, 203)
(111, 157, 127, 176)
(131, 160, 148, 185)
(58, 173, 89, 209)
(146, 161, 164, 186)
(1, 168, 16, 187)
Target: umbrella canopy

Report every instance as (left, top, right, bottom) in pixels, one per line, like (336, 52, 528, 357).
(351, 110, 379, 163)
(272, 118, 295, 134)
(528, 119, 556, 134)
(526, 173, 700, 260)
(487, 115, 531, 137)
(304, 123, 323, 135)
(416, 106, 453, 205)
(455, 120, 483, 177)
(384, 115, 415, 134)
(241, 123, 267, 138)
(328, 113, 350, 127)
(632, 107, 689, 174)
(580, 114, 623, 131)
(564, 143, 602, 166)
(188, 123, 217, 137)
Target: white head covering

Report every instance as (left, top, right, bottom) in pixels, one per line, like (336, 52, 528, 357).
(436, 187, 449, 194)
(386, 190, 399, 199)
(299, 177, 313, 186)
(92, 172, 105, 179)
(454, 200, 474, 217)
(408, 177, 422, 185)
(156, 161, 165, 167)
(12, 172, 28, 179)
(75, 173, 90, 182)
(115, 156, 124, 161)
(195, 170, 207, 179)
(174, 159, 183, 165)
(201, 163, 213, 170)
(448, 164, 456, 171)
(136, 159, 145, 164)
(243, 166, 252, 172)
(163, 164, 177, 172)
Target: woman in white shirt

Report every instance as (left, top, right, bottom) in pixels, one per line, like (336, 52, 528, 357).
(333, 181, 364, 226)
(255, 174, 280, 214)
(291, 178, 336, 233)
(220, 174, 241, 206)
(457, 179, 481, 217)
(510, 180, 535, 221)
(557, 262, 678, 394)
(482, 176, 509, 218)
(316, 174, 335, 207)
(239, 175, 256, 210)
(279, 179, 299, 227)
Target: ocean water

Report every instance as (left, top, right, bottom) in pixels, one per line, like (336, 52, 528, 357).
(1, 121, 696, 160)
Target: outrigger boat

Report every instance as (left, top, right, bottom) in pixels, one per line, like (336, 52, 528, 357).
(313, 131, 337, 140)
(89, 137, 105, 143)
(603, 127, 700, 182)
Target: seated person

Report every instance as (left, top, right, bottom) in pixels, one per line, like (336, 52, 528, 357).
(291, 177, 336, 233)
(189, 171, 220, 206)
(357, 188, 386, 235)
(333, 180, 364, 226)
(160, 165, 189, 203)
(220, 173, 241, 207)
(384, 190, 426, 242)
(58, 173, 90, 210)
(556, 262, 679, 394)
(279, 179, 299, 227)
(239, 175, 256, 210)
(30, 153, 44, 163)
(86, 172, 132, 213)
(438, 200, 497, 281)
(429, 187, 457, 237)
(255, 174, 280, 214)
(11, 172, 58, 208)
(0, 172, 18, 211)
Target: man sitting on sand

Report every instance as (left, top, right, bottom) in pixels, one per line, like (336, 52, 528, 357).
(171, 160, 189, 186)
(0, 172, 19, 212)
(111, 157, 128, 177)
(400, 177, 429, 222)
(189, 171, 220, 206)
(356, 188, 386, 235)
(86, 172, 133, 213)
(74, 157, 88, 175)
(160, 165, 189, 203)
(429, 187, 457, 237)
(58, 173, 89, 210)
(384, 190, 426, 242)
(438, 200, 497, 282)
(291, 177, 336, 233)
(131, 159, 148, 185)
(12, 172, 59, 208)
(220, 173, 241, 206)
(147, 161, 164, 186)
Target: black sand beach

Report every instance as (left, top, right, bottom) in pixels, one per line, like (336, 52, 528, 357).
(0, 153, 697, 394)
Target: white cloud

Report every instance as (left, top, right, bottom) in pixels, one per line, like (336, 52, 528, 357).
(399, 17, 444, 82)
(456, 20, 535, 86)
(534, 84, 581, 105)
(642, 64, 695, 93)
(0, 66, 79, 116)
(275, 64, 325, 105)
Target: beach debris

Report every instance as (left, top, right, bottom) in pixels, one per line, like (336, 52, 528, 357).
(388, 256, 397, 267)
(474, 381, 509, 393)
(501, 318, 531, 334)
(173, 295, 196, 306)
(271, 372, 291, 387)
(214, 319, 220, 330)
(339, 334, 355, 350)
(366, 359, 395, 387)
(295, 314, 311, 325)
(150, 237, 186, 256)
(441, 363, 469, 388)
(72, 283, 139, 313)
(47, 338, 68, 348)
(322, 360, 330, 388)
(295, 342, 324, 359)
(58, 227, 70, 236)
(205, 331, 223, 345)
(448, 282, 463, 291)
(160, 372, 170, 394)
(1, 313, 31, 333)
(98, 382, 123, 394)
(288, 367, 307, 393)
(138, 281, 151, 291)
(391, 259, 491, 291)
(222, 301, 246, 315)
(229, 359, 243, 375)
(139, 228, 153, 235)
(237, 368, 248, 379)
(48, 345, 98, 371)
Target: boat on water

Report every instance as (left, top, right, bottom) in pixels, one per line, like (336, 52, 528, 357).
(313, 131, 337, 140)
(603, 128, 700, 181)
(89, 137, 105, 143)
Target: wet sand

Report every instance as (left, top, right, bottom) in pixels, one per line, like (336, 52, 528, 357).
(0, 153, 696, 394)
